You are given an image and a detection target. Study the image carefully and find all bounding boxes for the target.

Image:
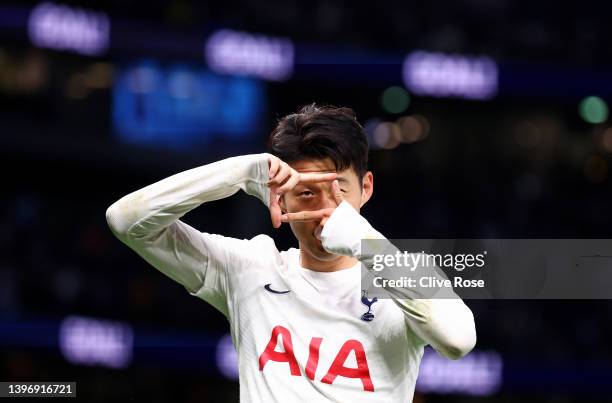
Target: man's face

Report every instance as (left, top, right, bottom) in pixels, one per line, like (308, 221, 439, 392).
(280, 158, 372, 262)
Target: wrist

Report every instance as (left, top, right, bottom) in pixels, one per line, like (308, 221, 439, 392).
(320, 201, 378, 257)
(236, 153, 271, 207)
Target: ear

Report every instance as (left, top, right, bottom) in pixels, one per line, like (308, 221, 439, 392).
(279, 194, 287, 214)
(359, 171, 373, 208)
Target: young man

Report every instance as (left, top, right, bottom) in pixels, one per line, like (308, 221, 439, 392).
(106, 104, 476, 402)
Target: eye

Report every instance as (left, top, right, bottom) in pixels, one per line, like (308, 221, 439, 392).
(299, 190, 314, 197)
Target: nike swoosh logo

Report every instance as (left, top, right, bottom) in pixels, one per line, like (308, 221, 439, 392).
(264, 283, 291, 294)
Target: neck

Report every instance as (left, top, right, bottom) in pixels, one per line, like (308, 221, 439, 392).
(299, 247, 359, 272)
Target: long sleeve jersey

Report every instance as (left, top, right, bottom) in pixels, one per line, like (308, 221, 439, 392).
(106, 153, 476, 402)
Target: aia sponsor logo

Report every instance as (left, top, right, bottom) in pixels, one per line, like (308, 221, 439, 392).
(258, 325, 374, 392)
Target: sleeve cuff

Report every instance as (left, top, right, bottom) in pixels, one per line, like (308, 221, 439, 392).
(320, 201, 381, 257)
(240, 153, 271, 208)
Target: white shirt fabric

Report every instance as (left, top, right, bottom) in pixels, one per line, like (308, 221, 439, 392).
(106, 153, 476, 403)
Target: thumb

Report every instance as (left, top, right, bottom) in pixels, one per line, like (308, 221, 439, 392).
(269, 192, 282, 228)
(332, 180, 344, 206)
(315, 217, 328, 240)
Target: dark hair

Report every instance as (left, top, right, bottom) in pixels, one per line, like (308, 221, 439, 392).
(268, 104, 369, 182)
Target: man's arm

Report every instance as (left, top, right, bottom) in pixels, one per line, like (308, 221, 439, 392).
(105, 154, 271, 307)
(106, 153, 337, 315)
(319, 200, 477, 360)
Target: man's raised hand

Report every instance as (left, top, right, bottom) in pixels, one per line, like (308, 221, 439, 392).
(280, 179, 345, 240)
(267, 155, 337, 228)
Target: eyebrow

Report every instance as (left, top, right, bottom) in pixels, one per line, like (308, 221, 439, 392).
(294, 176, 349, 190)
(295, 167, 350, 184)
(336, 177, 349, 184)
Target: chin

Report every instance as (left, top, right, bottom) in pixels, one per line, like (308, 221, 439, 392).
(306, 242, 337, 261)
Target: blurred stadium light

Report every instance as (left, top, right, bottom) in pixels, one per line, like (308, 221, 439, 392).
(205, 29, 294, 81)
(416, 347, 503, 396)
(216, 334, 239, 380)
(112, 59, 265, 150)
(381, 86, 411, 114)
(28, 2, 110, 56)
(402, 50, 498, 100)
(59, 315, 133, 369)
(579, 96, 609, 124)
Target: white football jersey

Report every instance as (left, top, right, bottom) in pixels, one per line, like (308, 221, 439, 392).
(106, 153, 476, 402)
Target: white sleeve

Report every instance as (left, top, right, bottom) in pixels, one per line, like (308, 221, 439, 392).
(320, 201, 477, 360)
(105, 153, 271, 315)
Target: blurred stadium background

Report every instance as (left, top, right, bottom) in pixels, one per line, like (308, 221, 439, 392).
(1, 0, 612, 401)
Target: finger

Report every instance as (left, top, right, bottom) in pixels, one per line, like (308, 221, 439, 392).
(314, 217, 328, 240)
(269, 156, 280, 179)
(268, 163, 291, 187)
(269, 192, 282, 228)
(280, 208, 334, 222)
(331, 179, 344, 206)
(298, 172, 338, 184)
(276, 172, 300, 194)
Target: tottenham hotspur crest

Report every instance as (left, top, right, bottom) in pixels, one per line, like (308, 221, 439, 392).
(360, 290, 378, 322)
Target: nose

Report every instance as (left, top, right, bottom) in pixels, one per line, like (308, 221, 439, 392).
(318, 188, 337, 209)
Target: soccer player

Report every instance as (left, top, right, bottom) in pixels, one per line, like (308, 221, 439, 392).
(106, 104, 476, 402)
